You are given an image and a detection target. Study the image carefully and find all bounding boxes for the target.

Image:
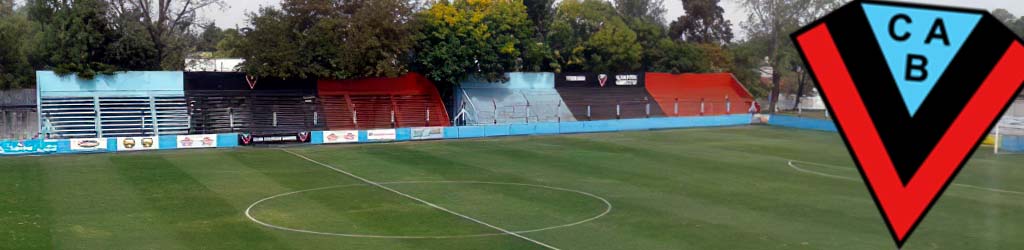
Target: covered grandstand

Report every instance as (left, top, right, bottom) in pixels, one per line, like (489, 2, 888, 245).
(555, 73, 664, 121)
(645, 73, 755, 116)
(184, 72, 323, 135)
(455, 73, 573, 125)
(36, 71, 190, 139)
(318, 73, 449, 130)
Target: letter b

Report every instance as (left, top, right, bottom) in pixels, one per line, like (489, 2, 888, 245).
(906, 54, 928, 81)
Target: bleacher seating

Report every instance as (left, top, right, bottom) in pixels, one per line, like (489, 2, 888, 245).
(456, 73, 573, 125)
(37, 71, 189, 139)
(554, 73, 664, 121)
(185, 72, 324, 135)
(318, 73, 449, 130)
(645, 73, 755, 116)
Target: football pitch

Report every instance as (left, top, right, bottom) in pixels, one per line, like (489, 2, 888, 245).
(2, 126, 1023, 249)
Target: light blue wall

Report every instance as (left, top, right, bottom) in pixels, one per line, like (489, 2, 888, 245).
(37, 71, 184, 97)
(768, 115, 838, 132)
(1002, 135, 1024, 152)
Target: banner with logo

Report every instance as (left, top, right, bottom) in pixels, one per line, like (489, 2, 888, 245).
(367, 129, 397, 141)
(177, 134, 218, 149)
(70, 138, 108, 152)
(322, 130, 359, 144)
(0, 140, 59, 155)
(117, 137, 160, 151)
(410, 127, 444, 140)
(245, 132, 311, 144)
(554, 72, 645, 88)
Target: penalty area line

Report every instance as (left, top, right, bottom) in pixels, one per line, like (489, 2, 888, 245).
(280, 149, 562, 250)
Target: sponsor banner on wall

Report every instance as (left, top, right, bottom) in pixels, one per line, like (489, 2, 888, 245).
(244, 132, 312, 145)
(117, 137, 160, 151)
(367, 129, 397, 141)
(323, 130, 359, 144)
(70, 138, 108, 152)
(0, 140, 59, 155)
(411, 127, 444, 140)
(555, 72, 645, 88)
(177, 134, 218, 149)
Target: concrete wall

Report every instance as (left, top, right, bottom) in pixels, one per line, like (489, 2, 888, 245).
(0, 89, 39, 139)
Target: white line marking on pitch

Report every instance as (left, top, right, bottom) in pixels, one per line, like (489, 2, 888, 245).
(281, 149, 563, 250)
(244, 181, 613, 239)
(787, 160, 1024, 196)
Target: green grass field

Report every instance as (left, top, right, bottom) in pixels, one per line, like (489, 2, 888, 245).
(2, 126, 1023, 249)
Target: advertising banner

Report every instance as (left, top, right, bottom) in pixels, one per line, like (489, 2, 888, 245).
(244, 132, 312, 145)
(70, 138, 108, 152)
(367, 129, 397, 141)
(410, 127, 444, 140)
(117, 137, 160, 151)
(177, 134, 218, 149)
(0, 140, 59, 155)
(555, 72, 645, 88)
(322, 130, 359, 144)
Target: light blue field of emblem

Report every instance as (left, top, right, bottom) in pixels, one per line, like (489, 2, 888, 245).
(862, 3, 980, 116)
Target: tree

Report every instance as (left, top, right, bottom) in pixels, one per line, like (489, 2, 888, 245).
(35, 0, 120, 79)
(235, 4, 337, 79)
(0, 9, 35, 89)
(613, 0, 666, 25)
(213, 28, 241, 58)
(339, 0, 418, 78)
(992, 8, 1024, 37)
(669, 0, 732, 43)
(548, 0, 642, 72)
(109, 0, 224, 69)
(414, 0, 536, 84)
(196, 22, 224, 52)
(523, 0, 555, 36)
(0, 0, 13, 16)
(584, 17, 643, 73)
(738, 0, 842, 113)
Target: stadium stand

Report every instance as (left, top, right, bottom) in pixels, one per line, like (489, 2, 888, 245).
(555, 73, 664, 121)
(36, 71, 189, 139)
(318, 73, 449, 130)
(455, 73, 573, 125)
(184, 72, 323, 135)
(645, 73, 755, 116)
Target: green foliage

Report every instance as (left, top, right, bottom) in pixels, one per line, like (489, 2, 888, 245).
(197, 23, 225, 52)
(0, 12, 35, 89)
(548, 0, 642, 72)
(214, 28, 242, 58)
(236, 6, 327, 79)
(339, 0, 418, 78)
(669, 0, 733, 43)
(523, 0, 555, 36)
(413, 0, 537, 85)
(36, 0, 119, 79)
(612, 0, 667, 25)
(584, 18, 642, 73)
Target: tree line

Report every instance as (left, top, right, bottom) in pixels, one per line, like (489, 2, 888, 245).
(8, 1, 1020, 111)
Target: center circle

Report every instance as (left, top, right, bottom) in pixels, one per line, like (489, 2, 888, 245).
(245, 181, 612, 239)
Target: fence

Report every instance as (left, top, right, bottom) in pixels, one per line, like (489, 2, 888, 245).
(314, 114, 752, 144)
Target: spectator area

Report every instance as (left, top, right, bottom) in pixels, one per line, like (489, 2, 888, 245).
(318, 73, 449, 130)
(455, 73, 573, 125)
(555, 73, 664, 121)
(37, 71, 189, 139)
(184, 72, 323, 135)
(645, 73, 755, 116)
